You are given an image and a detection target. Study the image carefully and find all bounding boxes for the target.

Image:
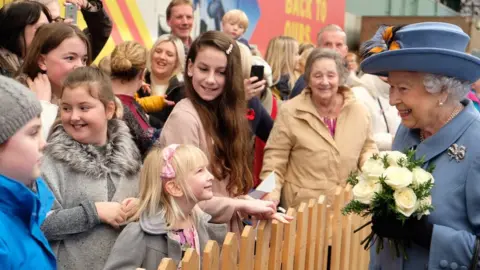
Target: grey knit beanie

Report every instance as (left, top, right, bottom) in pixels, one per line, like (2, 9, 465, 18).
(0, 75, 42, 144)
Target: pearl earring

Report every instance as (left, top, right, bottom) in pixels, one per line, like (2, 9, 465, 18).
(439, 101, 444, 106)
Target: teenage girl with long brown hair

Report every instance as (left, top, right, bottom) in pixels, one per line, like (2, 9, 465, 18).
(159, 31, 291, 234)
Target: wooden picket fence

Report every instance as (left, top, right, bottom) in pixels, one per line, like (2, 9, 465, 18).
(140, 186, 371, 270)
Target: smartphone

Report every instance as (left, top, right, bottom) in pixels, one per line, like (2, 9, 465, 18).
(250, 65, 264, 82)
(65, 3, 77, 24)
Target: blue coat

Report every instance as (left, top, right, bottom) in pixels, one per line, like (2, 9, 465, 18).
(370, 99, 480, 270)
(0, 175, 56, 269)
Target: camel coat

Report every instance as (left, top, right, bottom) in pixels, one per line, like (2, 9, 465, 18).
(260, 88, 378, 208)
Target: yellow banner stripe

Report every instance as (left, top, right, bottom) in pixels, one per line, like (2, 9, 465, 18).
(104, 0, 133, 42)
(93, 37, 116, 65)
(125, 0, 153, 49)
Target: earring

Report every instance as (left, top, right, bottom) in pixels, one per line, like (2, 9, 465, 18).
(438, 100, 444, 106)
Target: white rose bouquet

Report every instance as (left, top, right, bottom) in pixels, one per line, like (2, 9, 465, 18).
(342, 150, 435, 257)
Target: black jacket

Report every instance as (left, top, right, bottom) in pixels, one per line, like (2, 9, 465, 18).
(137, 74, 185, 129)
(82, 0, 113, 61)
(248, 97, 273, 142)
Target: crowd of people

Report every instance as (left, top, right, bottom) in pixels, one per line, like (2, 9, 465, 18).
(1, 0, 480, 269)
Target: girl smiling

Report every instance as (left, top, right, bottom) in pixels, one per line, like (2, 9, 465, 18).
(40, 66, 141, 270)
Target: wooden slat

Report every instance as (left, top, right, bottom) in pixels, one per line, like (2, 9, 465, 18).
(203, 240, 220, 270)
(239, 225, 255, 270)
(294, 202, 308, 270)
(340, 215, 353, 270)
(181, 248, 199, 270)
(323, 213, 333, 270)
(341, 185, 353, 270)
(157, 258, 176, 270)
(221, 232, 238, 270)
(254, 220, 271, 270)
(315, 196, 327, 270)
(344, 185, 352, 203)
(349, 216, 361, 270)
(305, 199, 318, 270)
(281, 208, 296, 270)
(268, 220, 284, 270)
(330, 187, 345, 270)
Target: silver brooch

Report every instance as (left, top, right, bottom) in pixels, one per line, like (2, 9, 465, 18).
(447, 144, 466, 162)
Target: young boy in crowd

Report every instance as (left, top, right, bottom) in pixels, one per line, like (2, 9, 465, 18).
(222, 9, 250, 48)
(0, 76, 56, 269)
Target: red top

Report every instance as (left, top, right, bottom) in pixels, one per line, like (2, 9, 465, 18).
(116, 94, 150, 130)
(322, 117, 337, 137)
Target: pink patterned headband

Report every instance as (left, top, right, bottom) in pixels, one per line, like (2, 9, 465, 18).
(160, 144, 180, 180)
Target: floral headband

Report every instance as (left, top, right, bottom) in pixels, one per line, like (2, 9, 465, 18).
(160, 144, 180, 180)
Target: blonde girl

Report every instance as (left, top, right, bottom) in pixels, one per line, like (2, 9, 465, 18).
(265, 36, 299, 100)
(40, 66, 141, 270)
(104, 144, 228, 270)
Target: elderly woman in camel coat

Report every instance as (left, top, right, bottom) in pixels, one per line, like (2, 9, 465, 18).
(260, 48, 378, 209)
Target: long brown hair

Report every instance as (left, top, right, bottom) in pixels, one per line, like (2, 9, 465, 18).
(19, 22, 91, 80)
(184, 31, 252, 196)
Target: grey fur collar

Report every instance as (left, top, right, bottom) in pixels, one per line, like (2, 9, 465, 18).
(44, 119, 141, 178)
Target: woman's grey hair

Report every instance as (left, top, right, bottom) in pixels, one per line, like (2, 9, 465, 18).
(304, 48, 349, 88)
(423, 74, 471, 102)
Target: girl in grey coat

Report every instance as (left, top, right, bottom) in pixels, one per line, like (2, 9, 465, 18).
(103, 145, 228, 270)
(40, 67, 142, 270)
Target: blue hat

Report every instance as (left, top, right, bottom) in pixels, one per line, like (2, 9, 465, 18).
(360, 22, 480, 83)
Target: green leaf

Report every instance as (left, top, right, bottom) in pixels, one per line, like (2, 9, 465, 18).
(346, 171, 360, 186)
(426, 163, 436, 174)
(342, 200, 370, 216)
(381, 154, 390, 168)
(412, 180, 434, 200)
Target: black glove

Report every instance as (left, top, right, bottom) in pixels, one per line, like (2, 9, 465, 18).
(372, 215, 433, 249)
(407, 216, 433, 249)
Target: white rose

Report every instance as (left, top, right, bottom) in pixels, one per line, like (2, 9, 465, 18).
(352, 179, 383, 205)
(394, 188, 418, 217)
(380, 151, 408, 167)
(412, 167, 434, 186)
(361, 158, 385, 182)
(383, 167, 413, 190)
(416, 196, 432, 219)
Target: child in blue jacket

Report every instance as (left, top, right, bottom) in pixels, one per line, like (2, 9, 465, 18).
(0, 75, 56, 269)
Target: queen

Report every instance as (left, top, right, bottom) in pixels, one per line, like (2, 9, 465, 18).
(361, 22, 480, 270)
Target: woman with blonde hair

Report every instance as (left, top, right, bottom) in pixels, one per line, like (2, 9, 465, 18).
(265, 36, 299, 100)
(137, 34, 186, 128)
(104, 144, 228, 270)
(110, 41, 161, 157)
(294, 45, 314, 80)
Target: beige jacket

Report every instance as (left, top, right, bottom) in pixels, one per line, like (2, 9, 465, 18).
(158, 99, 243, 235)
(260, 88, 378, 209)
